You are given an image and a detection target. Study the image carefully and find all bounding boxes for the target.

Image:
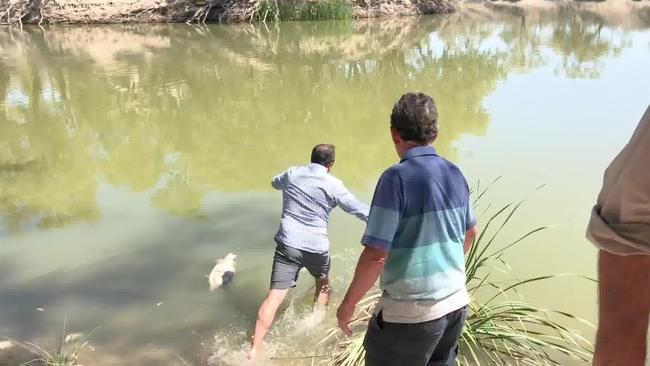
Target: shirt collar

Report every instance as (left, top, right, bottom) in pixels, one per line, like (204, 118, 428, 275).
(308, 163, 328, 172)
(401, 145, 438, 162)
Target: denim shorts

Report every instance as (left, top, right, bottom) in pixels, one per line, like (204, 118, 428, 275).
(269, 243, 330, 290)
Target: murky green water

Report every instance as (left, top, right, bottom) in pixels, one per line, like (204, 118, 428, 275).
(1, 7, 650, 365)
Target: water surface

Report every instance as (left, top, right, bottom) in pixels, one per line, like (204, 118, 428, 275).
(1, 8, 650, 365)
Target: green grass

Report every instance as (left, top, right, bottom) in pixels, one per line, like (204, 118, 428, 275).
(19, 320, 97, 366)
(321, 180, 595, 365)
(254, 0, 352, 21)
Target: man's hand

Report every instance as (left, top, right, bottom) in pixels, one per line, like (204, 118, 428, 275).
(336, 301, 355, 336)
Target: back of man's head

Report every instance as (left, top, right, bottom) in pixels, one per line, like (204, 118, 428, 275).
(311, 144, 335, 167)
(391, 92, 438, 144)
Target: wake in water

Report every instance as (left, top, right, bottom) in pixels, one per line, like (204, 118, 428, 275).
(208, 248, 359, 366)
(208, 297, 331, 366)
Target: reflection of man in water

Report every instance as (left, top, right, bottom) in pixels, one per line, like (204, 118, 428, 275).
(249, 144, 369, 359)
(337, 93, 478, 366)
(586, 105, 650, 366)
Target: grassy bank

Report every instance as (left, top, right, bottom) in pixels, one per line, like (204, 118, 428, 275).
(254, 0, 352, 21)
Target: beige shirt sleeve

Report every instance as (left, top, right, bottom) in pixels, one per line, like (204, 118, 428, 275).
(586, 105, 650, 255)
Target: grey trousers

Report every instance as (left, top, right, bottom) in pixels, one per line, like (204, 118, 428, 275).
(363, 306, 468, 366)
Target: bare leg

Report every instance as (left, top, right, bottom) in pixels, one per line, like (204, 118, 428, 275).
(249, 289, 289, 360)
(593, 250, 650, 366)
(313, 276, 330, 312)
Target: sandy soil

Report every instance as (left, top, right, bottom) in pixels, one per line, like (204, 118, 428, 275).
(463, 0, 650, 28)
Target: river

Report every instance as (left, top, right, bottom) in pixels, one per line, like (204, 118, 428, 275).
(1, 6, 650, 365)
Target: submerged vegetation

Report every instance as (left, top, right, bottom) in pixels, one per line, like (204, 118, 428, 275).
(322, 184, 594, 365)
(254, 0, 352, 21)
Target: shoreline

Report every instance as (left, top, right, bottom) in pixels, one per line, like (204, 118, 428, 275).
(0, 0, 458, 25)
(1, 0, 649, 25)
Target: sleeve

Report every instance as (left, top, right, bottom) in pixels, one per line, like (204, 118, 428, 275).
(465, 203, 477, 231)
(271, 170, 289, 190)
(360, 170, 403, 251)
(586, 105, 650, 255)
(334, 184, 370, 222)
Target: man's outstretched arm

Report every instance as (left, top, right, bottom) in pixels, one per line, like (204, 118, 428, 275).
(335, 186, 370, 222)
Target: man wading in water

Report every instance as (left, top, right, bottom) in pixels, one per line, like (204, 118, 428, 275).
(249, 144, 370, 360)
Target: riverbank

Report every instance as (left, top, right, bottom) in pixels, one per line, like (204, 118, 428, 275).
(0, 0, 458, 25)
(2, 0, 649, 25)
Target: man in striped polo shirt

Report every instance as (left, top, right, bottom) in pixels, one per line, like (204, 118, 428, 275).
(337, 93, 478, 366)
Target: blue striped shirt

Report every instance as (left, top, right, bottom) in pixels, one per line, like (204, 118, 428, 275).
(273, 164, 370, 253)
(362, 146, 476, 302)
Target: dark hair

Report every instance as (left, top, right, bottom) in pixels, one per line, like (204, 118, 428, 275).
(390, 92, 438, 143)
(311, 144, 335, 167)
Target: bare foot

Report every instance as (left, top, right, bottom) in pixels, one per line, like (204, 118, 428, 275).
(246, 348, 256, 361)
(247, 344, 262, 361)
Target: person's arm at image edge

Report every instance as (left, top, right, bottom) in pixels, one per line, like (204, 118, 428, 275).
(588, 105, 650, 366)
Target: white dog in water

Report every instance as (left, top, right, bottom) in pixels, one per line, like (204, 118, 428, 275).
(208, 253, 237, 291)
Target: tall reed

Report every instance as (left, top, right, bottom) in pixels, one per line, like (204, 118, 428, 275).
(321, 181, 594, 365)
(254, 0, 352, 21)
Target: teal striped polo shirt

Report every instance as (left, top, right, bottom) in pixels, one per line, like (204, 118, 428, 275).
(362, 146, 476, 304)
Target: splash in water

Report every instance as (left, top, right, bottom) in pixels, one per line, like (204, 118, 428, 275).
(208, 294, 335, 365)
(208, 248, 359, 365)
